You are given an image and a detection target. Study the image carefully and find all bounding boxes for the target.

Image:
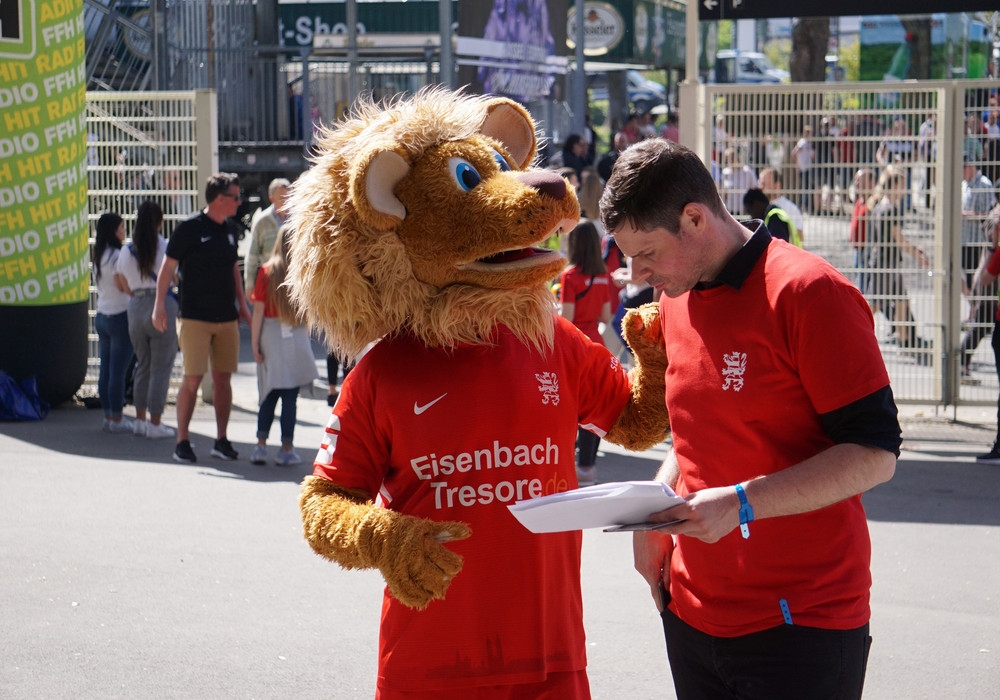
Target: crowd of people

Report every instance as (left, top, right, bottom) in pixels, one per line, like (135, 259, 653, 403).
(90, 174, 332, 468)
(543, 100, 999, 474)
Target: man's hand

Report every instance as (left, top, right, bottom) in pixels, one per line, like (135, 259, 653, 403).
(648, 487, 742, 544)
(633, 530, 673, 612)
(151, 305, 166, 333)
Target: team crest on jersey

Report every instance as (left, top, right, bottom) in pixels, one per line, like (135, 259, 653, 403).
(721, 351, 747, 392)
(535, 372, 560, 405)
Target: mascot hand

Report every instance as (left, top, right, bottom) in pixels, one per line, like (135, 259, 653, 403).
(300, 476, 472, 609)
(621, 303, 666, 372)
(605, 302, 670, 451)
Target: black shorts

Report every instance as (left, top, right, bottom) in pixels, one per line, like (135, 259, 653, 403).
(662, 606, 872, 700)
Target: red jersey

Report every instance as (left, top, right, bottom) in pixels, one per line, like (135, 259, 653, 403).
(250, 265, 278, 317)
(559, 267, 611, 344)
(986, 247, 1000, 320)
(849, 197, 867, 248)
(660, 240, 890, 637)
(313, 317, 630, 691)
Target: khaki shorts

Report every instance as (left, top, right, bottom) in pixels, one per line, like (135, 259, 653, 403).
(177, 318, 240, 375)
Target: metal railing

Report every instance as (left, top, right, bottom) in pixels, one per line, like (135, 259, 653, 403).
(85, 90, 209, 391)
(702, 80, 1000, 405)
(81, 78, 1000, 409)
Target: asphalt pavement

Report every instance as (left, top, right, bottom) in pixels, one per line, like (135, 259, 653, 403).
(2, 338, 998, 699)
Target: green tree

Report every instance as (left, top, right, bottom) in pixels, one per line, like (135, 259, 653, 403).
(840, 38, 860, 82)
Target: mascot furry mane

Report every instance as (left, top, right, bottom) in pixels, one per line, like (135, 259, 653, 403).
(285, 87, 579, 361)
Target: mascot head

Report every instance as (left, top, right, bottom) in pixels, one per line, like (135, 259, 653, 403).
(285, 88, 580, 361)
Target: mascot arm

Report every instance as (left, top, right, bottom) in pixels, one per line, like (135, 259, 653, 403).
(604, 303, 670, 451)
(299, 475, 472, 609)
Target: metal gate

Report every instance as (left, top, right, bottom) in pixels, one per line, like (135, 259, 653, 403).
(84, 90, 214, 388)
(702, 80, 1000, 406)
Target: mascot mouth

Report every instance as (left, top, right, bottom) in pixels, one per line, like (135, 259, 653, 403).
(456, 246, 562, 272)
(455, 216, 578, 272)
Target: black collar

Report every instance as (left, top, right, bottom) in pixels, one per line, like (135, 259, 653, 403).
(693, 222, 771, 291)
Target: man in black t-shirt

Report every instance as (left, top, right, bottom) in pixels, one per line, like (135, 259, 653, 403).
(153, 173, 252, 464)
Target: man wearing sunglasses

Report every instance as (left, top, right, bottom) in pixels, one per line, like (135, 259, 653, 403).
(153, 172, 252, 464)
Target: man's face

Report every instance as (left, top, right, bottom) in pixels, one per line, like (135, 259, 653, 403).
(612, 220, 706, 299)
(272, 185, 290, 213)
(854, 171, 873, 195)
(963, 163, 976, 180)
(759, 171, 778, 197)
(219, 185, 242, 216)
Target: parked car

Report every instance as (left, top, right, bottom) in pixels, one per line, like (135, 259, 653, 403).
(712, 50, 789, 84)
(588, 70, 667, 113)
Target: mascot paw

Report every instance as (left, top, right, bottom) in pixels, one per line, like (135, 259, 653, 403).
(622, 303, 665, 371)
(605, 302, 669, 451)
(382, 516, 472, 610)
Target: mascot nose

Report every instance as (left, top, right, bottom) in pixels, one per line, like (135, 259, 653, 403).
(515, 171, 568, 200)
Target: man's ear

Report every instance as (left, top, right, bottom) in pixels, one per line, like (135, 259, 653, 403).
(349, 144, 410, 229)
(480, 98, 537, 169)
(680, 202, 706, 234)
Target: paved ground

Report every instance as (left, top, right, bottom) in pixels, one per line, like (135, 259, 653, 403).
(2, 339, 998, 699)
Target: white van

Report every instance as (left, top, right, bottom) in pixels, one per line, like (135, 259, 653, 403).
(713, 50, 789, 84)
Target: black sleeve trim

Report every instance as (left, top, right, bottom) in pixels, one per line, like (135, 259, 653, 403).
(819, 385, 902, 457)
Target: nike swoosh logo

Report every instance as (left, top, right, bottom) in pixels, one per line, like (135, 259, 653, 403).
(414, 393, 447, 415)
(201, 236, 211, 242)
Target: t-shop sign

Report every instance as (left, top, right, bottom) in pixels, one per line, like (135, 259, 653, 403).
(567, 2, 624, 56)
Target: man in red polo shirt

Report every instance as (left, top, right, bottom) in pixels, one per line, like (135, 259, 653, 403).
(601, 139, 901, 699)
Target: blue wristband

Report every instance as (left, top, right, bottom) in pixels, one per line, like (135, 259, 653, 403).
(735, 483, 754, 539)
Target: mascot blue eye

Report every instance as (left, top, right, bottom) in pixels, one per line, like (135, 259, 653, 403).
(492, 149, 511, 172)
(449, 158, 481, 191)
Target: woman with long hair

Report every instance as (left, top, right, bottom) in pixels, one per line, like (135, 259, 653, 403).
(558, 219, 613, 485)
(115, 200, 178, 438)
(865, 166, 931, 362)
(92, 211, 134, 432)
(250, 226, 318, 466)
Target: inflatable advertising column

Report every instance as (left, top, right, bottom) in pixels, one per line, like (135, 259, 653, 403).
(0, 0, 89, 405)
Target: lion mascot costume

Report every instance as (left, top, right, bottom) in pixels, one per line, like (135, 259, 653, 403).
(285, 88, 668, 699)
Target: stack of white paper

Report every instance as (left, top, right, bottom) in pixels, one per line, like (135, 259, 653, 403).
(507, 481, 685, 534)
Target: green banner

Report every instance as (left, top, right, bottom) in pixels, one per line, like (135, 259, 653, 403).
(0, 0, 89, 306)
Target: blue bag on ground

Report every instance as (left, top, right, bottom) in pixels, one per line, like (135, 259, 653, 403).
(0, 371, 50, 421)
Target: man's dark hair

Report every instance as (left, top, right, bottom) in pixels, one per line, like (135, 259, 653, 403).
(600, 138, 727, 235)
(205, 172, 240, 204)
(563, 133, 584, 153)
(742, 187, 770, 215)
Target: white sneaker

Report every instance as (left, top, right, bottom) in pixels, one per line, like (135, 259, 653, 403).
(105, 417, 134, 434)
(250, 444, 269, 465)
(133, 419, 148, 437)
(145, 422, 176, 440)
(274, 449, 302, 467)
(575, 466, 596, 486)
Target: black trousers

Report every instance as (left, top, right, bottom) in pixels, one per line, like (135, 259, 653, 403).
(661, 606, 871, 700)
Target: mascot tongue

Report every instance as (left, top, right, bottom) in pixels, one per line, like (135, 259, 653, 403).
(481, 247, 545, 264)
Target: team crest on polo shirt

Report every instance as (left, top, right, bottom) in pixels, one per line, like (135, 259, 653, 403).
(722, 351, 747, 392)
(535, 372, 560, 405)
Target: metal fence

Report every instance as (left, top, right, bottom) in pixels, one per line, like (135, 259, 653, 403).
(84, 90, 211, 391)
(704, 80, 1000, 406)
(82, 81, 1000, 409)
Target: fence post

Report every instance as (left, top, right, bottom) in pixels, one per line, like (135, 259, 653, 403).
(195, 89, 220, 187)
(942, 82, 965, 405)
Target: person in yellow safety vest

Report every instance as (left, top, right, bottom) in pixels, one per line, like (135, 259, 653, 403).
(742, 187, 802, 248)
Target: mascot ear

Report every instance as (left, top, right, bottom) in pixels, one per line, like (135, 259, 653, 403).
(480, 98, 537, 169)
(350, 145, 410, 229)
